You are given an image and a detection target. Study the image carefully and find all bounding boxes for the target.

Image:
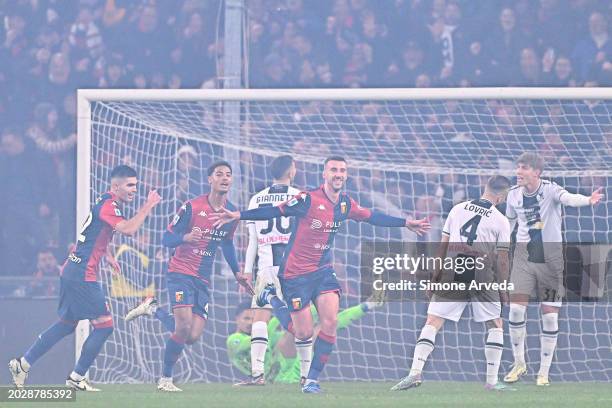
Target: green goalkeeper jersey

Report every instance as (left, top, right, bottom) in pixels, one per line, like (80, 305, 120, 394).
(226, 304, 367, 383)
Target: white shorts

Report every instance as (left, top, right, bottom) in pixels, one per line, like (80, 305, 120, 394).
(250, 266, 283, 309)
(427, 298, 501, 323)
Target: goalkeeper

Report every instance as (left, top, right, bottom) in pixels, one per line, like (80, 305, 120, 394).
(227, 293, 383, 384)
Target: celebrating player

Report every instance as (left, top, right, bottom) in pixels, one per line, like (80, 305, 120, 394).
(391, 175, 512, 391)
(503, 152, 604, 386)
(211, 156, 430, 393)
(9, 165, 161, 391)
(228, 293, 385, 384)
(233, 155, 306, 386)
(124, 160, 253, 392)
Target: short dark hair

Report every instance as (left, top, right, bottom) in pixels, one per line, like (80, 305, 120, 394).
(486, 175, 511, 194)
(234, 299, 252, 318)
(516, 152, 544, 173)
(110, 165, 137, 179)
(324, 156, 346, 166)
(207, 160, 232, 176)
(270, 155, 294, 179)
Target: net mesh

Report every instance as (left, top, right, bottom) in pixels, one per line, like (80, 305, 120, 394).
(86, 97, 611, 383)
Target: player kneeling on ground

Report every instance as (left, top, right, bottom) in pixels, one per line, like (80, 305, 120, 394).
(228, 288, 385, 385)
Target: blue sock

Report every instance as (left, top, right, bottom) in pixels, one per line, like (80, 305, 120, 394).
(74, 325, 114, 376)
(307, 331, 336, 381)
(154, 309, 175, 332)
(162, 334, 185, 378)
(24, 320, 77, 366)
(270, 296, 292, 330)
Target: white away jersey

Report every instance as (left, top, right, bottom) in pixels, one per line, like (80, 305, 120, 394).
(505, 180, 567, 244)
(443, 198, 511, 260)
(247, 184, 300, 268)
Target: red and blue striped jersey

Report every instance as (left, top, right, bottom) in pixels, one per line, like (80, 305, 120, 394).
(62, 192, 125, 282)
(166, 194, 239, 284)
(277, 186, 371, 279)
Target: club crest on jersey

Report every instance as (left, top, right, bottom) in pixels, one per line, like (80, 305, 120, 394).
(175, 291, 184, 303)
(340, 202, 347, 214)
(318, 204, 326, 210)
(291, 298, 302, 310)
(198, 210, 207, 217)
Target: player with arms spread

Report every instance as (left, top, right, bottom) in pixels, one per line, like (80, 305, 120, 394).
(503, 152, 604, 386)
(233, 155, 308, 386)
(124, 160, 253, 392)
(9, 165, 161, 391)
(212, 156, 430, 393)
(392, 176, 512, 391)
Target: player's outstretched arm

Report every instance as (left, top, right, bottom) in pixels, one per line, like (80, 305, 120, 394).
(211, 206, 281, 229)
(347, 198, 432, 235)
(212, 193, 310, 228)
(364, 212, 431, 235)
(559, 186, 605, 207)
(115, 189, 161, 236)
(588, 187, 604, 205)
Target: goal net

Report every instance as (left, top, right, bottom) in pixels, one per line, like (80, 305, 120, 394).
(78, 88, 611, 383)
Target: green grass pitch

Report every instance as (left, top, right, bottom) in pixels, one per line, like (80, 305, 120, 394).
(11, 382, 612, 408)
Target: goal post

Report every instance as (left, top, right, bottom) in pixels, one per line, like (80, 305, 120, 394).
(76, 87, 611, 383)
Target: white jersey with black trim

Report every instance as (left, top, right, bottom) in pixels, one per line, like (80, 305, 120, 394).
(505, 180, 567, 244)
(443, 198, 511, 272)
(247, 184, 300, 269)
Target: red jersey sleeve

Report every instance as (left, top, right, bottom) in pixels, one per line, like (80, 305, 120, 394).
(348, 197, 372, 221)
(99, 200, 125, 228)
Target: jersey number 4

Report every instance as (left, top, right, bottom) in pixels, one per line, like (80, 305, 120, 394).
(459, 215, 482, 245)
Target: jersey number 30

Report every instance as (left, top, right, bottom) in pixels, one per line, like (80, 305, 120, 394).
(259, 204, 291, 234)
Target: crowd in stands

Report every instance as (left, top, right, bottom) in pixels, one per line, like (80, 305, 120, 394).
(0, 0, 610, 286)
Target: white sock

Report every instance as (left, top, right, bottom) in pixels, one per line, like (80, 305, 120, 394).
(70, 371, 84, 381)
(19, 357, 31, 372)
(509, 304, 527, 365)
(485, 328, 504, 386)
(409, 324, 437, 377)
(250, 321, 268, 376)
(295, 337, 312, 378)
(539, 312, 559, 378)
